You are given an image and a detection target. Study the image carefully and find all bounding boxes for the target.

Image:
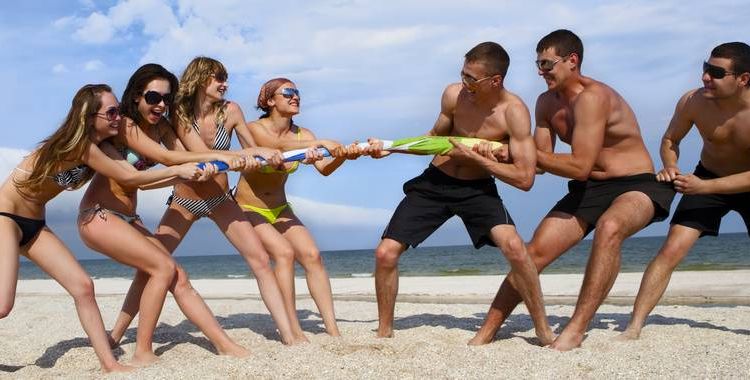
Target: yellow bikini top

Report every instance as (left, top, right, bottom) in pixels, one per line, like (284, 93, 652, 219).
(260, 125, 302, 175)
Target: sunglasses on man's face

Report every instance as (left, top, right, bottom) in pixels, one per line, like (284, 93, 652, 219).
(535, 54, 571, 72)
(95, 107, 121, 121)
(143, 91, 173, 106)
(460, 72, 494, 87)
(277, 87, 300, 99)
(703, 61, 736, 80)
(211, 72, 228, 83)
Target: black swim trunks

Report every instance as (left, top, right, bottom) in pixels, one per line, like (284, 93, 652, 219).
(671, 162, 750, 237)
(382, 164, 514, 249)
(0, 212, 46, 246)
(551, 173, 675, 236)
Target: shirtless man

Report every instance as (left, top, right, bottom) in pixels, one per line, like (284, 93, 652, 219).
(620, 42, 750, 340)
(469, 29, 675, 351)
(370, 41, 554, 344)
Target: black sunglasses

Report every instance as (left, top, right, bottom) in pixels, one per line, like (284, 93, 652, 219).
(211, 72, 228, 82)
(703, 61, 736, 80)
(95, 107, 121, 121)
(277, 87, 300, 99)
(143, 91, 173, 105)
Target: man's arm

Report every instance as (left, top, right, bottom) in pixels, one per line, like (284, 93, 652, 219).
(537, 90, 606, 180)
(674, 171, 750, 194)
(449, 103, 536, 190)
(533, 94, 556, 174)
(427, 84, 459, 137)
(657, 90, 697, 182)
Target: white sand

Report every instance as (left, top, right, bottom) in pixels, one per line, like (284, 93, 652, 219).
(3, 271, 750, 378)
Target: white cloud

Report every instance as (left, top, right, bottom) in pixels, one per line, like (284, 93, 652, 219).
(52, 16, 76, 29)
(287, 195, 392, 227)
(73, 12, 115, 43)
(84, 59, 104, 71)
(52, 64, 68, 73)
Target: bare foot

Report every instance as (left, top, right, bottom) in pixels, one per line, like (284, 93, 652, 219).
(102, 362, 136, 373)
(376, 327, 393, 338)
(130, 352, 159, 367)
(218, 343, 251, 358)
(536, 329, 557, 346)
(615, 327, 641, 341)
(467, 331, 494, 346)
(548, 331, 583, 351)
(291, 336, 310, 345)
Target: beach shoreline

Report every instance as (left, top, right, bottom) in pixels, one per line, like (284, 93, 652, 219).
(4, 270, 750, 378)
(17, 269, 750, 304)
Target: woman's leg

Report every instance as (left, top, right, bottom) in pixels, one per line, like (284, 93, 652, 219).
(109, 207, 194, 345)
(276, 213, 340, 336)
(79, 216, 176, 366)
(0, 217, 21, 319)
(155, 206, 249, 356)
(25, 228, 132, 373)
(210, 200, 302, 345)
(245, 211, 308, 341)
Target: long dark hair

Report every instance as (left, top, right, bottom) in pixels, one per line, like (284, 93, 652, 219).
(121, 63, 179, 125)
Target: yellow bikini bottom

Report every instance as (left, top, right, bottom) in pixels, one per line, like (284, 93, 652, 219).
(240, 203, 290, 224)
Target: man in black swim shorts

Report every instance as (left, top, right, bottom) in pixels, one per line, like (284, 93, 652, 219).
(620, 42, 750, 340)
(367, 41, 555, 344)
(470, 29, 675, 350)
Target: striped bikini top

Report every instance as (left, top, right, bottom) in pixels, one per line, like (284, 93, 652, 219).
(14, 164, 91, 191)
(193, 116, 231, 151)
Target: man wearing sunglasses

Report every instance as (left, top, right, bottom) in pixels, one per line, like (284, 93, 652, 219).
(369, 41, 555, 345)
(619, 42, 750, 340)
(470, 29, 675, 351)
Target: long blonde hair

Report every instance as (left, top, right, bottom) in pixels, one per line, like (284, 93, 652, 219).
(174, 57, 228, 132)
(16, 84, 109, 193)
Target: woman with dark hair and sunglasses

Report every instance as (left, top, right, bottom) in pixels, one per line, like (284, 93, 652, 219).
(78, 64, 254, 365)
(109, 58, 305, 346)
(0, 83, 205, 372)
(234, 78, 361, 340)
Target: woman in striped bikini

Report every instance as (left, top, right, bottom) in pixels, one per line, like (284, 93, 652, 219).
(234, 78, 361, 340)
(0, 84, 203, 372)
(109, 58, 304, 345)
(78, 64, 257, 364)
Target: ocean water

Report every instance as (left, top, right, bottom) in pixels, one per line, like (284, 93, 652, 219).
(18, 232, 749, 280)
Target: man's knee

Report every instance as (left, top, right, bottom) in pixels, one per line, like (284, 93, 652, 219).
(375, 240, 404, 269)
(499, 234, 527, 264)
(595, 217, 627, 245)
(656, 235, 694, 268)
(525, 242, 553, 272)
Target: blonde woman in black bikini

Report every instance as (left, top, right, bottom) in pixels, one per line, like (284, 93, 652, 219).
(234, 78, 361, 340)
(109, 58, 305, 346)
(0, 84, 204, 372)
(78, 64, 254, 364)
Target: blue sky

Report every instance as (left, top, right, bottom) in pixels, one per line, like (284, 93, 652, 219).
(1, 0, 748, 259)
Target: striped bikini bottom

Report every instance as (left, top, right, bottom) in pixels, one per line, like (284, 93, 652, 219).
(166, 189, 234, 219)
(79, 204, 141, 224)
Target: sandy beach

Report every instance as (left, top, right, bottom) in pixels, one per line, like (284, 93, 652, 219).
(3, 270, 750, 378)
